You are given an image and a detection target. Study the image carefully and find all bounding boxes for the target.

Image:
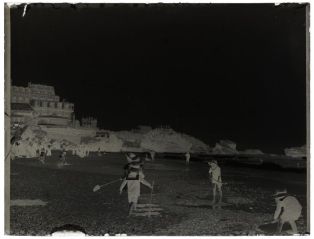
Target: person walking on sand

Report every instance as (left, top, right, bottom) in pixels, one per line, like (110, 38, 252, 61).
(272, 189, 302, 234)
(46, 145, 52, 157)
(119, 163, 153, 215)
(39, 147, 46, 164)
(150, 151, 156, 161)
(60, 148, 67, 165)
(185, 152, 190, 165)
(208, 160, 222, 205)
(85, 148, 89, 158)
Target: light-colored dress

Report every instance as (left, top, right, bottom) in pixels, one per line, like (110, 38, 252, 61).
(127, 171, 140, 204)
(209, 165, 222, 185)
(275, 196, 302, 221)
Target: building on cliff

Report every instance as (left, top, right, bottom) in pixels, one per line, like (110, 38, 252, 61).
(11, 82, 97, 129)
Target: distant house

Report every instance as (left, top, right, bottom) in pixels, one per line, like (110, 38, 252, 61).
(11, 83, 74, 126)
(284, 145, 306, 158)
(96, 130, 110, 138)
(81, 117, 98, 128)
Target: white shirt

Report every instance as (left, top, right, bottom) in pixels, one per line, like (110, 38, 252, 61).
(274, 196, 302, 221)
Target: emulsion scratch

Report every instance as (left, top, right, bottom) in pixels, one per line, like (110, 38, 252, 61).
(11, 199, 48, 206)
(22, 4, 28, 17)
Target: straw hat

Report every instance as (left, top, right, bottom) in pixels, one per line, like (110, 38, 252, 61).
(127, 152, 136, 159)
(208, 160, 218, 165)
(273, 189, 288, 198)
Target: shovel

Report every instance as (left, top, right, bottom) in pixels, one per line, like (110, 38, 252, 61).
(93, 178, 122, 192)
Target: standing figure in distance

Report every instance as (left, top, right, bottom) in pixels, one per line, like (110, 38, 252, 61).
(273, 189, 302, 235)
(150, 151, 156, 161)
(39, 147, 46, 164)
(185, 152, 190, 165)
(46, 145, 52, 157)
(60, 148, 67, 165)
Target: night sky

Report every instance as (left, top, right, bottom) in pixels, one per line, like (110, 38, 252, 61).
(10, 3, 308, 153)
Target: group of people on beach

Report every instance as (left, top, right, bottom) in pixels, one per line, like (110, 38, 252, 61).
(37, 147, 67, 166)
(37, 146, 52, 164)
(208, 158, 302, 234)
(118, 152, 223, 214)
(32, 144, 303, 234)
(119, 152, 303, 234)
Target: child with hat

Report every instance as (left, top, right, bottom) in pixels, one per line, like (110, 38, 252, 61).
(126, 152, 141, 163)
(208, 160, 222, 205)
(273, 189, 302, 234)
(120, 153, 153, 215)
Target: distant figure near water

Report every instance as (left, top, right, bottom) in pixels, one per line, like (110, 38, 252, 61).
(39, 147, 46, 164)
(150, 151, 156, 161)
(59, 149, 67, 165)
(46, 145, 52, 157)
(185, 152, 190, 165)
(273, 189, 302, 234)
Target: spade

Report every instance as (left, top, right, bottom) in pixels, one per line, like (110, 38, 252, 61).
(93, 178, 122, 192)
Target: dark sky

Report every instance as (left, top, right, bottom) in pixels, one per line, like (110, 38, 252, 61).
(10, 3, 308, 153)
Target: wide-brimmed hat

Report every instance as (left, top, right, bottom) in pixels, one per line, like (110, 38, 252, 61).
(127, 152, 137, 158)
(126, 153, 142, 164)
(273, 189, 288, 198)
(208, 160, 218, 165)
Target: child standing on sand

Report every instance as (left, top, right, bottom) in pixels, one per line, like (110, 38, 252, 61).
(120, 155, 153, 215)
(273, 189, 302, 234)
(208, 160, 223, 205)
(185, 152, 190, 165)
